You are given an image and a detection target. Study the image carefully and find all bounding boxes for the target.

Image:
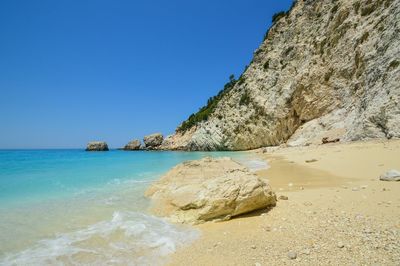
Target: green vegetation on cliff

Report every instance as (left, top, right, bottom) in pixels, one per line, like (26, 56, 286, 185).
(177, 0, 298, 133)
(272, 1, 298, 23)
(177, 75, 237, 132)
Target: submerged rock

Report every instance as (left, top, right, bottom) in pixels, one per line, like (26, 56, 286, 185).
(123, 139, 141, 150)
(143, 133, 164, 149)
(145, 157, 276, 224)
(379, 170, 400, 181)
(85, 141, 109, 151)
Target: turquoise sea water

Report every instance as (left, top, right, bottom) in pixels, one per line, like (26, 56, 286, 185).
(0, 149, 255, 265)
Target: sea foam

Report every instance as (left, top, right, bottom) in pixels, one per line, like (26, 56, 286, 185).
(1, 211, 199, 266)
(239, 159, 269, 172)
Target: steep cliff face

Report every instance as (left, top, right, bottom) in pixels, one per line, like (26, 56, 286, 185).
(163, 0, 400, 151)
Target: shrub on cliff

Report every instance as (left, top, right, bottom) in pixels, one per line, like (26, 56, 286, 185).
(239, 91, 251, 106)
(177, 75, 237, 132)
(272, 11, 286, 23)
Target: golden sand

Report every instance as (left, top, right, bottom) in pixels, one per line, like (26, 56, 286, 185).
(168, 140, 400, 265)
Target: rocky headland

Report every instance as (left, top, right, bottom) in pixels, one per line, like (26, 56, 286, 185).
(160, 0, 400, 151)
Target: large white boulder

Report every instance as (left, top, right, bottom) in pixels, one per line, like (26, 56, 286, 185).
(145, 157, 276, 224)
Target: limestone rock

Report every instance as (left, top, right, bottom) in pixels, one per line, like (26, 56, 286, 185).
(123, 139, 141, 150)
(379, 170, 400, 181)
(85, 141, 109, 151)
(163, 0, 400, 151)
(145, 157, 276, 224)
(143, 133, 164, 149)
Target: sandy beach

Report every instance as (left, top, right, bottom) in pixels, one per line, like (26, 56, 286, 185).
(167, 140, 400, 265)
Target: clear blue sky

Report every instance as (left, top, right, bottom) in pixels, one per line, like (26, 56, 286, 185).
(0, 0, 293, 149)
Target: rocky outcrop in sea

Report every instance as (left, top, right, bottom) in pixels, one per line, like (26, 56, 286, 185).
(85, 141, 109, 151)
(123, 139, 141, 150)
(143, 133, 164, 149)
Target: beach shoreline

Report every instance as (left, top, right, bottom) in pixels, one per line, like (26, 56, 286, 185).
(166, 139, 400, 265)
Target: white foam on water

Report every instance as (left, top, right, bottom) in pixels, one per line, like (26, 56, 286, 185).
(239, 159, 269, 172)
(1, 211, 199, 266)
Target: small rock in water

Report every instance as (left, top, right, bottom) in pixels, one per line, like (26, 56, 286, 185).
(337, 242, 344, 248)
(85, 141, 109, 151)
(251, 245, 257, 249)
(279, 195, 289, 200)
(379, 170, 400, 181)
(287, 251, 297, 260)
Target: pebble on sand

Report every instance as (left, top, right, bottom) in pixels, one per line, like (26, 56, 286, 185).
(302, 249, 311, 255)
(337, 242, 345, 248)
(279, 195, 289, 200)
(379, 169, 400, 181)
(287, 251, 297, 260)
